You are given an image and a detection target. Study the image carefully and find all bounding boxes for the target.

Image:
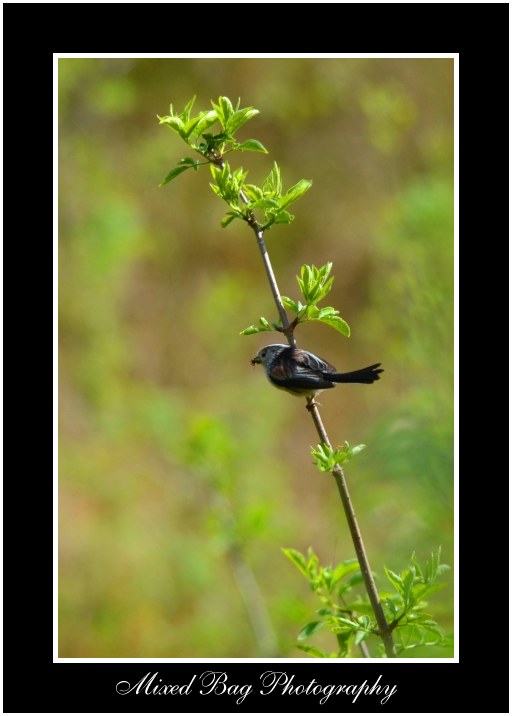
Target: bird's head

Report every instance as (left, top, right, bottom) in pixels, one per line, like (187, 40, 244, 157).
(251, 344, 289, 367)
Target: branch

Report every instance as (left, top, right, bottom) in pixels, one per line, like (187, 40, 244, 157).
(212, 155, 395, 657)
(306, 399, 397, 658)
(215, 157, 296, 347)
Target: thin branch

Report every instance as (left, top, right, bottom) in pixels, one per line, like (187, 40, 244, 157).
(228, 541, 280, 657)
(216, 157, 296, 347)
(210, 477, 279, 656)
(306, 398, 397, 658)
(359, 639, 371, 659)
(213, 154, 395, 657)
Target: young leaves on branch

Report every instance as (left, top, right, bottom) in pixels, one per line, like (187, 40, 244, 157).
(240, 316, 274, 337)
(211, 160, 312, 230)
(282, 547, 371, 657)
(311, 441, 367, 472)
(282, 262, 351, 337)
(242, 162, 312, 230)
(283, 546, 451, 658)
(241, 262, 350, 337)
(158, 95, 268, 186)
(159, 96, 312, 231)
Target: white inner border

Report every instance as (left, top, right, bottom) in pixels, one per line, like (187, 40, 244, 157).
(54, 52, 459, 665)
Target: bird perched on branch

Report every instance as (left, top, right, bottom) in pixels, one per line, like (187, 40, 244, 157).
(251, 344, 383, 398)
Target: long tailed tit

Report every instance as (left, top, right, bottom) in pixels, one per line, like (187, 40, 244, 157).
(251, 344, 383, 397)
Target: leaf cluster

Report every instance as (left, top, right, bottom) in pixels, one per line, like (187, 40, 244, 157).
(311, 441, 366, 472)
(382, 547, 452, 654)
(212, 160, 312, 230)
(158, 95, 267, 186)
(241, 262, 350, 338)
(159, 96, 312, 232)
(282, 547, 372, 657)
(283, 546, 452, 658)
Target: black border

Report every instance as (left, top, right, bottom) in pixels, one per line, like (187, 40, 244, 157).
(4, 3, 509, 713)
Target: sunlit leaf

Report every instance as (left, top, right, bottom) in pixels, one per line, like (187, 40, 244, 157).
(298, 621, 325, 640)
(159, 165, 191, 186)
(235, 138, 268, 153)
(317, 314, 350, 336)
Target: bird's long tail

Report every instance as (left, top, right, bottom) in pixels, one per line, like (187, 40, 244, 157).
(328, 363, 383, 384)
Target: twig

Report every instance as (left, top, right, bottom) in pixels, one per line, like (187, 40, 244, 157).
(306, 398, 396, 658)
(213, 155, 395, 657)
(244, 201, 395, 657)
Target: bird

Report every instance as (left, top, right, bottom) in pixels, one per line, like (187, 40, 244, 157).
(251, 343, 383, 397)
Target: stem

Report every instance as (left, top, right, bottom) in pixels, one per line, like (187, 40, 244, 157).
(213, 155, 395, 657)
(216, 157, 296, 347)
(307, 399, 397, 658)
(240, 187, 296, 347)
(250, 223, 395, 656)
(228, 541, 280, 657)
(212, 493, 279, 656)
(359, 639, 371, 659)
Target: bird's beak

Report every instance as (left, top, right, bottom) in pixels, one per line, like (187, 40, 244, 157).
(251, 355, 261, 366)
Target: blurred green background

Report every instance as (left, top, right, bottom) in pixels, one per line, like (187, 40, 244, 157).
(58, 58, 454, 658)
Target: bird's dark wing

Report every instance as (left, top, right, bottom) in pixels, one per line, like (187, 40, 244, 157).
(293, 348, 337, 375)
(268, 347, 336, 393)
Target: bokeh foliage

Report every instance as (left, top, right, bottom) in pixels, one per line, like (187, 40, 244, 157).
(59, 58, 454, 657)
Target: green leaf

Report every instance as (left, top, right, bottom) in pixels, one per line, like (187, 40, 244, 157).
(212, 96, 235, 128)
(160, 115, 186, 137)
(248, 198, 280, 210)
(347, 572, 365, 587)
(306, 547, 320, 574)
(412, 583, 445, 601)
(317, 314, 351, 336)
(180, 95, 196, 122)
(262, 162, 282, 196)
(282, 547, 309, 577)
(436, 563, 451, 578)
(356, 615, 371, 630)
(178, 157, 200, 169)
(221, 210, 244, 228)
(384, 596, 400, 617)
(159, 165, 191, 186)
(354, 630, 369, 645)
(272, 210, 294, 224)
(183, 115, 203, 139)
(235, 138, 268, 153)
(316, 306, 336, 319)
(316, 276, 335, 301)
(296, 263, 336, 305)
(321, 566, 334, 591)
(280, 178, 313, 209)
(240, 316, 274, 335)
(192, 110, 218, 137)
(298, 621, 325, 640)
(220, 96, 234, 119)
(281, 296, 299, 312)
(349, 443, 367, 458)
(333, 616, 359, 630)
(402, 569, 415, 608)
(240, 325, 262, 336)
(311, 441, 366, 472)
(242, 184, 263, 201)
(331, 559, 360, 584)
(384, 566, 404, 594)
(316, 608, 334, 617)
(225, 108, 259, 136)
